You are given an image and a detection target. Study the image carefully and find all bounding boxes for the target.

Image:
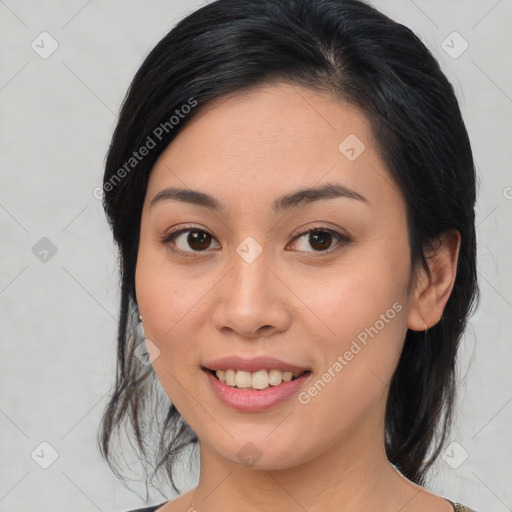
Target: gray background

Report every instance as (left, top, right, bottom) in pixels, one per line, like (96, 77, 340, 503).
(1, 1, 510, 511)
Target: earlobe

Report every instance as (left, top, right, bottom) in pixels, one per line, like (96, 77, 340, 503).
(407, 229, 461, 331)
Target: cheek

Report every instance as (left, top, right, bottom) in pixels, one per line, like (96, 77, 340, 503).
(295, 245, 410, 344)
(135, 241, 220, 408)
(136, 265, 205, 355)
(303, 274, 408, 388)
(297, 239, 410, 403)
(135, 262, 202, 412)
(136, 227, 204, 336)
(135, 239, 191, 365)
(295, 285, 408, 446)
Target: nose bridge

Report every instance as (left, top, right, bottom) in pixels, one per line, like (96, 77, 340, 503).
(231, 247, 271, 305)
(211, 240, 291, 337)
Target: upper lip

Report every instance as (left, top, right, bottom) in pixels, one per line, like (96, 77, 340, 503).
(202, 355, 310, 373)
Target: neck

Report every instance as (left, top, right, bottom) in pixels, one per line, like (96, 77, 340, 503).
(185, 408, 419, 512)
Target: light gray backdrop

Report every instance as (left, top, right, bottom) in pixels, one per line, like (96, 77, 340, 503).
(1, 1, 511, 511)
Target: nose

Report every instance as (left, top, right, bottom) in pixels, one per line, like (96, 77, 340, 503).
(211, 249, 292, 340)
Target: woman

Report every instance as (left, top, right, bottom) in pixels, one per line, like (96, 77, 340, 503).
(98, 1, 479, 510)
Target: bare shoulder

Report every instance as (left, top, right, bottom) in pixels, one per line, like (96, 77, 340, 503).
(413, 492, 478, 512)
(388, 473, 471, 512)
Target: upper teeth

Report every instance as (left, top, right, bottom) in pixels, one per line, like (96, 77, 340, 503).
(215, 369, 304, 390)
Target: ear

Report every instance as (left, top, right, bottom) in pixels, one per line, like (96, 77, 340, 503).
(407, 229, 461, 331)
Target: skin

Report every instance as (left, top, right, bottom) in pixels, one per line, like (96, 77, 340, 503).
(135, 83, 460, 512)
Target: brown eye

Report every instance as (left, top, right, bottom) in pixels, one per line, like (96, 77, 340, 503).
(186, 230, 212, 251)
(308, 231, 333, 251)
(290, 227, 350, 254)
(161, 228, 220, 254)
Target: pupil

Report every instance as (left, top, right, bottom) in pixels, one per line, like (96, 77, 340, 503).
(310, 232, 331, 251)
(189, 231, 210, 250)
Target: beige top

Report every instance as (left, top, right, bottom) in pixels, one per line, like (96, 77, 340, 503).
(450, 502, 478, 512)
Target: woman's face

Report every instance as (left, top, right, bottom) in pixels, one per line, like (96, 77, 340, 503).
(135, 83, 416, 470)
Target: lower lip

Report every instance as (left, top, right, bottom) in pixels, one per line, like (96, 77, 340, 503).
(203, 369, 312, 412)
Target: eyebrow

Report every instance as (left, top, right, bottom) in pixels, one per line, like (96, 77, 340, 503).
(149, 182, 370, 214)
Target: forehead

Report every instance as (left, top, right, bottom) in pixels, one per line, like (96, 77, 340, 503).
(145, 83, 403, 215)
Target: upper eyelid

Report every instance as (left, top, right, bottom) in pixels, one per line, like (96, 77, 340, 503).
(164, 222, 347, 236)
(162, 224, 346, 240)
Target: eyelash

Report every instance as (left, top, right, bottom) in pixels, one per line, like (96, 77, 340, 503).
(159, 224, 351, 258)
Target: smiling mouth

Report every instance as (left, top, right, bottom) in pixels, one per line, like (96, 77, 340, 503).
(203, 367, 311, 391)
